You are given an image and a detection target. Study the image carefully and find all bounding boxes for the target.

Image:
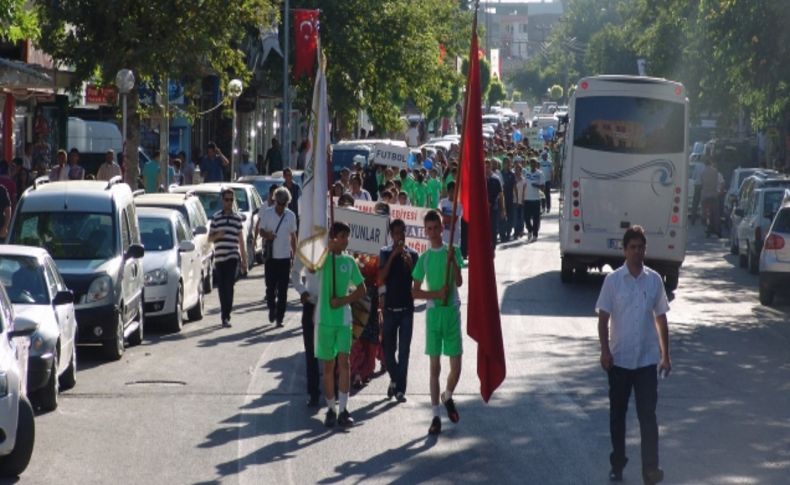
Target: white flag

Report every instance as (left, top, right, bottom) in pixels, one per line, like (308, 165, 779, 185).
(297, 49, 330, 271)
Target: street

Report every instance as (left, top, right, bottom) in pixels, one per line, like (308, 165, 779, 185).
(10, 195, 790, 485)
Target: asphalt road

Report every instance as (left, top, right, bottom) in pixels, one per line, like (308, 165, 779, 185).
(8, 196, 790, 485)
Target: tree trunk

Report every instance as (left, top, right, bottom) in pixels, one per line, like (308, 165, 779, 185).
(126, 90, 141, 188)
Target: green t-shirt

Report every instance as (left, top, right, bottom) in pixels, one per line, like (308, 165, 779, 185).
(401, 176, 415, 201)
(412, 182, 428, 207)
(442, 173, 455, 194)
(143, 161, 161, 193)
(426, 178, 441, 209)
(317, 253, 364, 327)
(412, 244, 464, 309)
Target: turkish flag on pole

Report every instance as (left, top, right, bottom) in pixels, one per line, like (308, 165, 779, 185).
(458, 9, 506, 403)
(293, 9, 319, 79)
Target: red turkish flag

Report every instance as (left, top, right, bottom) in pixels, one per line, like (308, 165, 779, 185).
(458, 13, 506, 403)
(293, 10, 319, 80)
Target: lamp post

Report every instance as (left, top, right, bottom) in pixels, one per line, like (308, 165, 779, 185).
(115, 69, 135, 161)
(228, 78, 243, 180)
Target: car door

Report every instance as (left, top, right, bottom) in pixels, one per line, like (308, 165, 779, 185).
(120, 204, 144, 326)
(45, 258, 75, 376)
(739, 190, 759, 250)
(175, 216, 199, 308)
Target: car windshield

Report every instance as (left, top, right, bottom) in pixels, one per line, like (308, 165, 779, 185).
(244, 180, 282, 202)
(774, 209, 790, 233)
(233, 188, 250, 211)
(12, 212, 115, 260)
(139, 218, 174, 251)
(196, 192, 221, 216)
(0, 256, 50, 304)
(765, 191, 786, 217)
(139, 203, 190, 226)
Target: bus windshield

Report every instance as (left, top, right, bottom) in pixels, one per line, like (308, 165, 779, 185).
(573, 96, 685, 155)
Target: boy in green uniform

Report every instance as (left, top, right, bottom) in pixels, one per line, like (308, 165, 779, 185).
(426, 168, 442, 209)
(412, 210, 464, 435)
(412, 171, 428, 207)
(316, 222, 367, 427)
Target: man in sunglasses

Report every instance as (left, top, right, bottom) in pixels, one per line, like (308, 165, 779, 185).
(208, 188, 248, 327)
(258, 187, 297, 327)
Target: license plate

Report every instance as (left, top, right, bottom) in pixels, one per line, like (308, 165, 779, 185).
(608, 238, 623, 250)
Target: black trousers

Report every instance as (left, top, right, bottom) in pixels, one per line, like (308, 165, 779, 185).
(460, 219, 468, 259)
(608, 365, 659, 475)
(542, 181, 552, 212)
(500, 202, 515, 242)
(382, 309, 414, 395)
(265, 258, 291, 323)
(524, 200, 541, 237)
(490, 207, 500, 247)
(215, 258, 238, 323)
(301, 301, 320, 400)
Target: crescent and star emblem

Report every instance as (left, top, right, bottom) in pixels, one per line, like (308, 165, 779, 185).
(300, 20, 314, 41)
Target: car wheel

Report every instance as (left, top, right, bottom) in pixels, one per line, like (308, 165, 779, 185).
(59, 342, 77, 391)
(664, 272, 679, 293)
(0, 395, 35, 477)
(168, 284, 184, 333)
(31, 348, 58, 413)
(102, 310, 125, 361)
(759, 287, 775, 306)
(560, 259, 573, 284)
(730, 239, 738, 255)
(187, 281, 205, 322)
(738, 251, 748, 268)
(128, 297, 144, 346)
(748, 246, 759, 274)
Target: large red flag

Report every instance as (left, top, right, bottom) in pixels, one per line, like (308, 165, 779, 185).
(458, 11, 506, 403)
(293, 10, 319, 79)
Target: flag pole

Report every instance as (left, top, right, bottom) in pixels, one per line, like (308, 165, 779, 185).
(443, 1, 479, 306)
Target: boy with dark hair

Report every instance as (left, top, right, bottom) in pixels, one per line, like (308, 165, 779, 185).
(412, 209, 464, 435)
(316, 221, 367, 427)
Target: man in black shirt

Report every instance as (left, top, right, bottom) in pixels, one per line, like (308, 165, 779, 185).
(500, 158, 516, 242)
(485, 159, 505, 248)
(378, 219, 419, 402)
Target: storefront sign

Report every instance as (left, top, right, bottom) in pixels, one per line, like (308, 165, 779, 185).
(85, 85, 117, 105)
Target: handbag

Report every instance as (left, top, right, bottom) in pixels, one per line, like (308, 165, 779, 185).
(264, 212, 286, 262)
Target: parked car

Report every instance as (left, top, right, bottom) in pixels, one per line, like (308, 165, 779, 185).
(729, 173, 790, 254)
(271, 169, 305, 188)
(237, 175, 285, 207)
(758, 197, 790, 305)
(736, 187, 790, 273)
(133, 192, 213, 294)
(0, 246, 77, 412)
(0, 285, 37, 478)
(170, 183, 263, 270)
(725, 168, 776, 218)
(8, 177, 145, 360)
(138, 207, 204, 332)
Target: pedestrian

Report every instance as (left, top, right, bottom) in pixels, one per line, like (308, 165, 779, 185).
(96, 149, 122, 181)
(289, 141, 298, 168)
(291, 257, 321, 407)
(500, 158, 516, 242)
(689, 155, 703, 225)
(296, 140, 308, 170)
(596, 225, 671, 485)
(49, 149, 69, 181)
(142, 156, 162, 193)
(339, 167, 352, 192)
(208, 188, 248, 327)
(67, 148, 85, 180)
(523, 158, 544, 242)
(235, 151, 257, 179)
(378, 219, 419, 402)
(349, 174, 372, 201)
(265, 137, 283, 174)
(513, 163, 526, 238)
(700, 158, 723, 238)
(201, 142, 229, 183)
(411, 209, 464, 435)
(283, 167, 301, 220)
(9, 158, 31, 201)
(539, 151, 553, 213)
(439, 181, 462, 246)
(316, 222, 367, 428)
(426, 168, 442, 209)
(485, 160, 505, 247)
(258, 187, 297, 327)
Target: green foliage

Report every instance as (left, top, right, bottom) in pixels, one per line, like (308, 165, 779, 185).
(488, 77, 506, 106)
(0, 0, 40, 42)
(549, 84, 563, 101)
(462, 55, 492, 102)
(512, 90, 522, 102)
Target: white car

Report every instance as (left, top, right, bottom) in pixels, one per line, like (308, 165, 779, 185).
(736, 187, 790, 273)
(0, 285, 37, 478)
(134, 192, 213, 294)
(0, 246, 77, 412)
(138, 208, 204, 332)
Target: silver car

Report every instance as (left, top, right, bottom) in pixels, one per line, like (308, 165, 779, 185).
(138, 208, 204, 332)
(758, 199, 790, 305)
(0, 246, 77, 412)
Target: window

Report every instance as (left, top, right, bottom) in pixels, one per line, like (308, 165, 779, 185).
(139, 218, 174, 251)
(0, 256, 49, 304)
(175, 218, 188, 243)
(43, 260, 59, 298)
(773, 209, 790, 233)
(573, 96, 685, 154)
(120, 209, 131, 252)
(519, 23, 528, 33)
(12, 212, 115, 260)
(233, 188, 250, 211)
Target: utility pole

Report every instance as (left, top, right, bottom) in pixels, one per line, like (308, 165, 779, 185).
(283, 0, 290, 170)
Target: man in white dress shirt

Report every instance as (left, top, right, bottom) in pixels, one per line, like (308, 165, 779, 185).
(596, 225, 671, 485)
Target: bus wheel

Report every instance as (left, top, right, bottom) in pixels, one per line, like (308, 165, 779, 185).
(560, 259, 573, 283)
(664, 272, 679, 293)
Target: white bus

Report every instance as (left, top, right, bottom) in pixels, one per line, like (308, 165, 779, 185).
(559, 75, 689, 292)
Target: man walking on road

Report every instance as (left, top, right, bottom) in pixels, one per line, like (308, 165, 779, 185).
(596, 225, 671, 485)
(523, 158, 544, 242)
(700, 157, 723, 238)
(258, 187, 297, 327)
(209, 188, 248, 327)
(412, 210, 464, 436)
(378, 219, 419, 402)
(291, 257, 321, 407)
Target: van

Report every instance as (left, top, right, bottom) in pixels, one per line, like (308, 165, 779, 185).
(67, 117, 123, 176)
(8, 177, 145, 360)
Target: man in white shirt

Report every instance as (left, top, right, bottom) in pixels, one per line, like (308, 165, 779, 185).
(596, 225, 671, 485)
(513, 163, 527, 238)
(258, 187, 298, 327)
(523, 158, 544, 242)
(96, 149, 122, 181)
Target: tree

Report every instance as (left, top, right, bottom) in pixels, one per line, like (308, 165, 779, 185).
(549, 84, 563, 101)
(462, 56, 492, 103)
(36, 0, 277, 183)
(0, 0, 39, 42)
(488, 78, 506, 106)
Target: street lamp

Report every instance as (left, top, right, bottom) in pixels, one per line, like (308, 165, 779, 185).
(115, 69, 135, 162)
(228, 78, 243, 180)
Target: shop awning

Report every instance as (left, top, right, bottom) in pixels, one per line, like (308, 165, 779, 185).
(0, 57, 53, 90)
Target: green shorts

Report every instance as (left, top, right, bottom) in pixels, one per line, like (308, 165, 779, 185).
(316, 324, 352, 361)
(425, 306, 462, 357)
